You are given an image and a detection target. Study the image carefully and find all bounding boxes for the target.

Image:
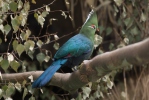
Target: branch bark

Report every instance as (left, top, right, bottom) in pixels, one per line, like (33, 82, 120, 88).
(1, 38, 149, 92)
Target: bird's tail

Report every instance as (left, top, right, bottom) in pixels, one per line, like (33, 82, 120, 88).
(32, 59, 67, 88)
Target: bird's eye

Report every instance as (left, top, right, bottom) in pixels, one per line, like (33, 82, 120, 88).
(88, 24, 96, 29)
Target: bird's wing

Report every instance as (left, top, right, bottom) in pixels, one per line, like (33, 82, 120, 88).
(54, 34, 93, 59)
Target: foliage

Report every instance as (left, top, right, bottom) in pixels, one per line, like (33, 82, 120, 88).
(0, 0, 148, 100)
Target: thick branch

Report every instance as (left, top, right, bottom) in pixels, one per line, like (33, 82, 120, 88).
(1, 38, 149, 92)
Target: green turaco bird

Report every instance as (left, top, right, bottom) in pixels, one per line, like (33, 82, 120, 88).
(32, 10, 98, 88)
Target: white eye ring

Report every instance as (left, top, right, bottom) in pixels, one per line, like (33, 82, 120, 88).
(88, 25, 96, 29)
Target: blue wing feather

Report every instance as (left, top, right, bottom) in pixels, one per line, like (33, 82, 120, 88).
(54, 34, 93, 59)
(32, 59, 67, 88)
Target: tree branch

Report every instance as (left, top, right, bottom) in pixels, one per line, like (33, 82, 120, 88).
(1, 38, 149, 92)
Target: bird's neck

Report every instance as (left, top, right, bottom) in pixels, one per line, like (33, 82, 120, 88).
(80, 32, 95, 42)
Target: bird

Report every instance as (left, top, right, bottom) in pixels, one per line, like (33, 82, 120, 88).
(32, 10, 99, 88)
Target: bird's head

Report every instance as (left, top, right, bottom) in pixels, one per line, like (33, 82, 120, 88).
(80, 10, 99, 41)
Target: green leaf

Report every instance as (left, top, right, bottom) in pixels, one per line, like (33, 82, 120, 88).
(4, 24, 11, 35)
(9, 2, 18, 12)
(6, 83, 15, 97)
(94, 34, 102, 48)
(31, 0, 36, 4)
(36, 53, 45, 66)
(46, 5, 50, 12)
(24, 40, 35, 52)
(10, 60, 20, 72)
(82, 87, 91, 99)
(106, 27, 112, 36)
(22, 88, 27, 100)
(22, 80, 27, 88)
(7, 54, 14, 62)
(54, 34, 59, 40)
(16, 44, 25, 57)
(27, 50, 34, 60)
(24, 29, 31, 40)
(98, 26, 105, 34)
(1, 59, 9, 72)
(15, 82, 21, 92)
(114, 0, 123, 6)
(20, 30, 31, 41)
(24, 1, 30, 11)
(124, 17, 134, 30)
(2, 2, 9, 12)
(37, 40, 43, 48)
(38, 15, 45, 28)
(18, 0, 23, 10)
(34, 13, 38, 20)
(11, 15, 20, 33)
(0, 25, 4, 33)
(53, 42, 59, 50)
(12, 40, 18, 51)
(44, 56, 50, 62)
(0, 89, 3, 99)
(2, 85, 8, 91)
(42, 11, 49, 17)
(29, 96, 35, 100)
(130, 26, 139, 36)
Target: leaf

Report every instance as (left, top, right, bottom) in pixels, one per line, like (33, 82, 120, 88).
(54, 34, 59, 40)
(4, 24, 11, 35)
(6, 83, 15, 97)
(12, 40, 18, 51)
(10, 60, 20, 72)
(1, 59, 9, 72)
(22, 80, 27, 88)
(31, 0, 36, 4)
(124, 17, 133, 30)
(18, 0, 23, 10)
(38, 15, 45, 28)
(130, 26, 139, 36)
(94, 34, 102, 48)
(36, 53, 45, 66)
(24, 1, 30, 11)
(114, 0, 123, 6)
(37, 40, 43, 48)
(9, 2, 18, 12)
(106, 27, 112, 36)
(27, 50, 34, 60)
(82, 87, 91, 99)
(29, 96, 35, 100)
(25, 29, 31, 40)
(140, 12, 146, 22)
(53, 42, 59, 50)
(46, 5, 50, 12)
(7, 53, 14, 62)
(24, 40, 35, 51)
(42, 11, 49, 17)
(5, 97, 13, 100)
(22, 88, 27, 100)
(16, 44, 25, 57)
(0, 24, 4, 33)
(44, 56, 50, 62)
(2, 2, 9, 12)
(15, 82, 21, 92)
(11, 15, 20, 33)
(98, 26, 105, 34)
(28, 75, 33, 82)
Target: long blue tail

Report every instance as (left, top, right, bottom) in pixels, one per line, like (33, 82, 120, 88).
(32, 59, 67, 88)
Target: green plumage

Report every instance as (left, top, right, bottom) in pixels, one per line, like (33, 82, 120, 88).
(32, 10, 98, 88)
